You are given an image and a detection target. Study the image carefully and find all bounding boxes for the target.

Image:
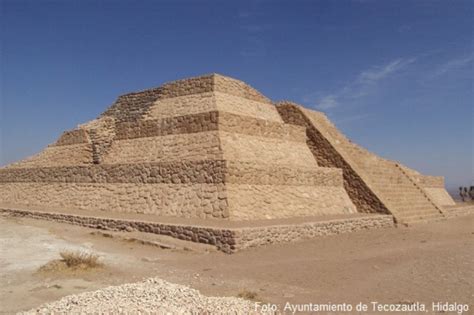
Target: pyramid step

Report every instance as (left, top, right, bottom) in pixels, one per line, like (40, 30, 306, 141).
(378, 185, 422, 190)
(394, 208, 440, 215)
(383, 193, 425, 197)
(396, 205, 438, 212)
(392, 203, 434, 209)
(401, 214, 442, 220)
(397, 209, 441, 216)
(385, 200, 430, 205)
(391, 202, 435, 208)
(396, 209, 441, 216)
(400, 213, 443, 221)
(377, 190, 423, 196)
(402, 215, 445, 225)
(387, 203, 435, 210)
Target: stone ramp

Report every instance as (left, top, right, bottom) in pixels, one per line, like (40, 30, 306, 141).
(276, 102, 445, 225)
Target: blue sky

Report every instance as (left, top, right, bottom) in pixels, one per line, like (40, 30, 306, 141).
(1, 0, 473, 191)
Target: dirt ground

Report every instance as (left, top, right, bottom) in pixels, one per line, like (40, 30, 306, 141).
(0, 214, 472, 314)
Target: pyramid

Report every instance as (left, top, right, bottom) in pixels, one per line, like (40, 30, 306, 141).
(0, 74, 357, 221)
(0, 74, 455, 225)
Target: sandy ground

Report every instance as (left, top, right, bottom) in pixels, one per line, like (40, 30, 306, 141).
(0, 214, 473, 314)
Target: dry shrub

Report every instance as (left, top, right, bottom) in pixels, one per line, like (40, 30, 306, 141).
(38, 250, 103, 273)
(237, 289, 260, 301)
(59, 251, 102, 269)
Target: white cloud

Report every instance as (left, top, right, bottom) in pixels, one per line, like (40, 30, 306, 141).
(317, 95, 339, 110)
(307, 57, 416, 110)
(430, 55, 473, 78)
(357, 58, 416, 84)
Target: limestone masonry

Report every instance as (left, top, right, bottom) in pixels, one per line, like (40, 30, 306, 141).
(0, 74, 456, 230)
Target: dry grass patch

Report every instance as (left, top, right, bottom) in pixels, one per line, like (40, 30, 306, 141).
(59, 251, 102, 268)
(38, 250, 103, 274)
(237, 289, 260, 301)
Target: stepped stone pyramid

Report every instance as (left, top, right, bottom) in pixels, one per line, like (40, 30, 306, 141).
(0, 74, 455, 225)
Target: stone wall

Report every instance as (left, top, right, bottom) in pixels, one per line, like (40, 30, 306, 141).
(145, 91, 279, 123)
(146, 73, 271, 103)
(4, 144, 93, 169)
(101, 87, 163, 123)
(0, 157, 355, 221)
(118, 111, 219, 139)
(105, 74, 271, 124)
(116, 111, 305, 142)
(220, 131, 316, 167)
(0, 160, 227, 184)
(227, 184, 356, 220)
(214, 74, 271, 103)
(101, 132, 223, 164)
(0, 207, 394, 253)
(219, 112, 305, 142)
(54, 129, 90, 146)
(0, 160, 341, 186)
(234, 215, 394, 250)
(225, 161, 341, 186)
(0, 208, 237, 253)
(0, 182, 228, 219)
(214, 92, 281, 122)
(145, 92, 216, 121)
(158, 75, 214, 100)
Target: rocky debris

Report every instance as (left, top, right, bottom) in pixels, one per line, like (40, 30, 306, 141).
(23, 277, 260, 314)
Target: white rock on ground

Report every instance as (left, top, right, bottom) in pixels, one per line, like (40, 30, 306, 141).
(20, 277, 263, 314)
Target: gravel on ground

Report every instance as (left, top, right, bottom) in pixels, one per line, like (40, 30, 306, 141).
(22, 277, 260, 315)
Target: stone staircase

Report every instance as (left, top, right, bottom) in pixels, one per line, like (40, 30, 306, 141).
(276, 102, 445, 225)
(362, 162, 444, 225)
(338, 137, 445, 224)
(81, 117, 117, 164)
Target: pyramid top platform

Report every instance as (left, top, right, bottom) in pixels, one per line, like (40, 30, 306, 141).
(101, 74, 272, 123)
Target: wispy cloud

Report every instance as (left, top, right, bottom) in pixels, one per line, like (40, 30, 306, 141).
(428, 55, 473, 78)
(317, 95, 339, 110)
(357, 58, 416, 84)
(238, 4, 269, 58)
(304, 57, 416, 110)
(334, 113, 372, 125)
